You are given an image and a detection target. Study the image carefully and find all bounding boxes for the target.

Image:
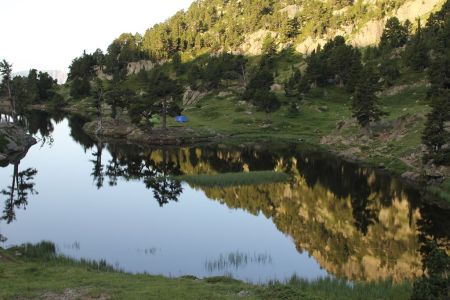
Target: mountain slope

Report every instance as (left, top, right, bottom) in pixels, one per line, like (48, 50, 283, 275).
(139, 0, 445, 59)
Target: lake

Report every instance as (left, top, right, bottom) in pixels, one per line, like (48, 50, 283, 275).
(1, 111, 448, 283)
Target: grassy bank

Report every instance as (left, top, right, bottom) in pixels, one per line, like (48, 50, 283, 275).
(0, 242, 413, 300)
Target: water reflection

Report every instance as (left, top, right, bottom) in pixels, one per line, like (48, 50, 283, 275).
(1, 111, 448, 283)
(0, 160, 38, 242)
(205, 251, 273, 273)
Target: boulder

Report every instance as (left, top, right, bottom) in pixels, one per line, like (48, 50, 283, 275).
(401, 171, 421, 182)
(183, 87, 206, 106)
(0, 124, 36, 162)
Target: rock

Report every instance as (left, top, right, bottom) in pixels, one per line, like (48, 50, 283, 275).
(279, 5, 302, 19)
(444, 122, 450, 133)
(270, 83, 283, 92)
(296, 37, 327, 54)
(350, 19, 386, 47)
(396, 0, 443, 22)
(183, 87, 206, 106)
(218, 91, 232, 98)
(237, 290, 251, 297)
(0, 153, 5, 161)
(127, 60, 156, 75)
(238, 30, 278, 56)
(0, 124, 36, 162)
(318, 105, 328, 112)
(401, 171, 421, 182)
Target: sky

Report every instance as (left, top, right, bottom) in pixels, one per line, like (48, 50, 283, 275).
(0, 0, 195, 73)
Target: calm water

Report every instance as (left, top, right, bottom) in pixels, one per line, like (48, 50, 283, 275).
(0, 111, 448, 283)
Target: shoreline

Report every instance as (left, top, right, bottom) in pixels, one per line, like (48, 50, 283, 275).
(26, 104, 450, 204)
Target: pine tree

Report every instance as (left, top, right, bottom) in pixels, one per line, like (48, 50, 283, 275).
(422, 96, 450, 164)
(351, 65, 386, 131)
(379, 17, 409, 50)
(404, 20, 429, 71)
(0, 59, 16, 121)
(284, 69, 301, 97)
(253, 90, 280, 118)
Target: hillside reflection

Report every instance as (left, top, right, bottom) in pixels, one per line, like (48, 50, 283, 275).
(16, 111, 450, 282)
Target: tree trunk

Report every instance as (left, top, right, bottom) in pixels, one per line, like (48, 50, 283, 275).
(162, 97, 167, 131)
(6, 82, 17, 123)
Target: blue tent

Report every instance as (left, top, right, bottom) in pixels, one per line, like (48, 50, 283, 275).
(175, 115, 188, 123)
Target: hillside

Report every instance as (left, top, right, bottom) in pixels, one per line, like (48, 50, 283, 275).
(48, 0, 450, 202)
(139, 0, 445, 58)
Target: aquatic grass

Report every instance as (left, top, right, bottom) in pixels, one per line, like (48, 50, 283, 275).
(1, 242, 415, 300)
(176, 171, 290, 188)
(261, 276, 413, 300)
(10, 241, 120, 273)
(205, 251, 272, 272)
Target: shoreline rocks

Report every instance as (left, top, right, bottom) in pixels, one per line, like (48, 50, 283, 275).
(0, 124, 37, 164)
(82, 117, 219, 146)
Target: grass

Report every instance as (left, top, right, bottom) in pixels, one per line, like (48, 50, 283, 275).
(0, 242, 413, 300)
(176, 171, 290, 188)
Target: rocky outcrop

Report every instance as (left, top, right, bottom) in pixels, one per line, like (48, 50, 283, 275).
(290, 0, 445, 54)
(0, 124, 36, 164)
(238, 30, 278, 56)
(396, 0, 444, 22)
(82, 117, 218, 145)
(350, 19, 386, 47)
(279, 5, 302, 19)
(94, 66, 113, 81)
(183, 87, 207, 106)
(126, 60, 157, 76)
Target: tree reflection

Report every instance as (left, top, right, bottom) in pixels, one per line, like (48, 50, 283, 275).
(90, 141, 105, 189)
(1, 162, 38, 224)
(89, 144, 183, 207)
(142, 150, 182, 207)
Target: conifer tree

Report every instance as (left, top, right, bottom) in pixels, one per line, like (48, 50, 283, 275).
(379, 17, 409, 50)
(284, 69, 301, 97)
(351, 65, 386, 132)
(0, 59, 16, 121)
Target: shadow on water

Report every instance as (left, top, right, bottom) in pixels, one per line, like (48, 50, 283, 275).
(1, 110, 449, 283)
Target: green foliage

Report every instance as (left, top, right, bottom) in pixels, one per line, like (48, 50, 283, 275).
(379, 17, 409, 50)
(351, 64, 386, 129)
(261, 34, 277, 56)
(104, 84, 132, 119)
(243, 67, 274, 100)
(68, 50, 97, 81)
(404, 22, 429, 71)
(16, 241, 57, 260)
(379, 57, 401, 87)
(284, 69, 302, 97)
(411, 241, 450, 300)
(70, 77, 91, 99)
(420, 2, 450, 166)
(128, 72, 183, 129)
(304, 36, 362, 91)
(91, 78, 104, 119)
(253, 90, 280, 116)
(49, 93, 66, 110)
